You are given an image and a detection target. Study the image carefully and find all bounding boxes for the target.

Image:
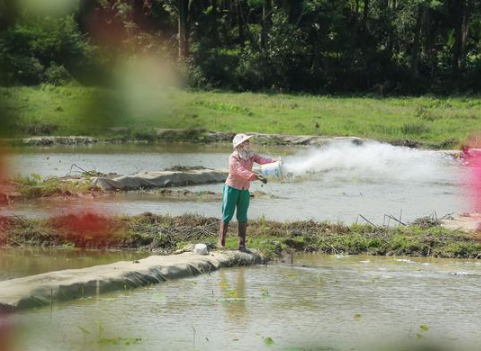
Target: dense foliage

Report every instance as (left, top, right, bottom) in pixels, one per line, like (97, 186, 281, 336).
(1, 0, 481, 94)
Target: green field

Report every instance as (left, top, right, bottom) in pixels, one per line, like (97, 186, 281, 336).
(3, 85, 481, 148)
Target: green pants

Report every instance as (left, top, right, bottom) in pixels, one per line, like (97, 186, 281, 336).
(221, 185, 250, 224)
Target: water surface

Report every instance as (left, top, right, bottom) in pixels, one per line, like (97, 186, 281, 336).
(12, 254, 481, 351)
(0, 247, 148, 281)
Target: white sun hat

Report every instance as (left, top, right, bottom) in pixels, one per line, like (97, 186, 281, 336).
(232, 133, 254, 149)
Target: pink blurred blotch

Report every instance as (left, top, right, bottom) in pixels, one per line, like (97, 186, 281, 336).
(461, 144, 481, 213)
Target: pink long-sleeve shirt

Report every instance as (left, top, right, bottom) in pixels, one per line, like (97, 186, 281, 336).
(225, 152, 274, 190)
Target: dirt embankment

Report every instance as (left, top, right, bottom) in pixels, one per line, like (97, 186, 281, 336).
(1, 213, 480, 260)
(0, 250, 264, 311)
(9, 129, 442, 149)
(11, 130, 364, 147)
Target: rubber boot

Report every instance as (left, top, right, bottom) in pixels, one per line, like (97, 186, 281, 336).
(218, 221, 228, 248)
(238, 222, 250, 253)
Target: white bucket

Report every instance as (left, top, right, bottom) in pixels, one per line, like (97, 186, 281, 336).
(193, 243, 208, 255)
(261, 161, 284, 181)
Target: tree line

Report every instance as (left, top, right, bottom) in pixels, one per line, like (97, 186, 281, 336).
(1, 0, 481, 94)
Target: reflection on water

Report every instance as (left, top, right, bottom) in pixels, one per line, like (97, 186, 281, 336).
(13, 254, 481, 351)
(0, 247, 148, 281)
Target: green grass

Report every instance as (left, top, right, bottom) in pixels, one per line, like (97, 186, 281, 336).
(11, 174, 99, 199)
(2, 85, 481, 147)
(1, 213, 481, 260)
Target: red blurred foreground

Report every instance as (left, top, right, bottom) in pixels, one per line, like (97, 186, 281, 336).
(0, 312, 16, 351)
(49, 211, 120, 248)
(0, 145, 8, 206)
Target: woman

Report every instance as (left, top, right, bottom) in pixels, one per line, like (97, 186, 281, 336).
(219, 133, 277, 251)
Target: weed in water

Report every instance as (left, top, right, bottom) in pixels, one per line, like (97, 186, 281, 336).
(95, 321, 104, 342)
(224, 289, 238, 299)
(419, 324, 430, 332)
(78, 326, 90, 343)
(263, 336, 275, 346)
(98, 337, 142, 345)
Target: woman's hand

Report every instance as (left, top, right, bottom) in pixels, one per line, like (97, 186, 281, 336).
(255, 173, 268, 184)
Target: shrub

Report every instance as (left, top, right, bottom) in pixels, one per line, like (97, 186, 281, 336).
(0, 15, 94, 85)
(43, 63, 75, 85)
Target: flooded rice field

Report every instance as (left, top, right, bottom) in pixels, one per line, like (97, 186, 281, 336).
(2, 142, 479, 350)
(1, 141, 472, 224)
(9, 253, 481, 351)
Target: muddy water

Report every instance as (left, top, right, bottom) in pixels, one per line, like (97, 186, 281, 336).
(0, 247, 148, 282)
(12, 254, 481, 351)
(2, 142, 471, 224)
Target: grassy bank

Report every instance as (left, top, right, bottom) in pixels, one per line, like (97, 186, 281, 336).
(3, 85, 481, 148)
(5, 174, 99, 200)
(1, 213, 480, 260)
